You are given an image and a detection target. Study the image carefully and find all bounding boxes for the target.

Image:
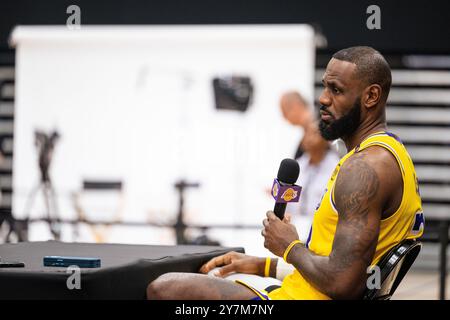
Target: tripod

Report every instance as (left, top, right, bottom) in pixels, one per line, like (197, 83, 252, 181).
(22, 130, 61, 240)
(172, 180, 220, 246)
(173, 180, 199, 244)
(23, 177, 61, 240)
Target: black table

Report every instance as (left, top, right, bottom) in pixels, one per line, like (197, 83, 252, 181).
(0, 241, 244, 299)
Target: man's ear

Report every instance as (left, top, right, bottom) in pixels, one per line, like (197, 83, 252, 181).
(363, 84, 382, 109)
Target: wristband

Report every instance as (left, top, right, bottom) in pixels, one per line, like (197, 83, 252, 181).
(264, 257, 271, 277)
(283, 240, 302, 263)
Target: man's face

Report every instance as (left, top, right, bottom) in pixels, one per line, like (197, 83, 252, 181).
(318, 58, 363, 141)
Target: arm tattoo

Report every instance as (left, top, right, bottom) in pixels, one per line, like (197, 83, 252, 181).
(331, 152, 380, 272)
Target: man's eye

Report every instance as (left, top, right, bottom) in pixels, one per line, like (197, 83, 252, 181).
(332, 87, 340, 94)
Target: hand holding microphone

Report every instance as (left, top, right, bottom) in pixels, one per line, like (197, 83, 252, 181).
(262, 159, 302, 257)
(271, 158, 301, 220)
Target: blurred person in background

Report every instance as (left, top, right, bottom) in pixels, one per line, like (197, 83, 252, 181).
(279, 91, 313, 159)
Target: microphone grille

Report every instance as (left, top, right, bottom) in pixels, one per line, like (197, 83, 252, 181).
(277, 158, 300, 184)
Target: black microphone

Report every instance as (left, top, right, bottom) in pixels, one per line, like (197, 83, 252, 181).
(272, 158, 300, 220)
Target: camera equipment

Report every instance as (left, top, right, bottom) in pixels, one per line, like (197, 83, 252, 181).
(213, 75, 253, 112)
(35, 130, 60, 182)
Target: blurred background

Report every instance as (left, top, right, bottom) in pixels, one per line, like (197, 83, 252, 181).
(0, 0, 449, 299)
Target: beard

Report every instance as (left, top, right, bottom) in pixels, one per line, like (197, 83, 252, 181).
(319, 98, 362, 141)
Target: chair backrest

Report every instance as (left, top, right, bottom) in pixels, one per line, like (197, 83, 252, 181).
(363, 239, 422, 300)
(83, 180, 123, 191)
(71, 179, 125, 242)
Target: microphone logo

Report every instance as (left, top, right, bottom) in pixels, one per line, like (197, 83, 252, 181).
(281, 188, 298, 202)
(271, 179, 302, 203)
(272, 183, 279, 197)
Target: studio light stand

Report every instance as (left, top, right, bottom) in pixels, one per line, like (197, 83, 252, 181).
(23, 130, 61, 240)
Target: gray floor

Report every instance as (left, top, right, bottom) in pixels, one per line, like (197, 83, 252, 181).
(393, 270, 448, 300)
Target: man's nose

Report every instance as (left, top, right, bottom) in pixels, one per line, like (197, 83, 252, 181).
(318, 89, 331, 107)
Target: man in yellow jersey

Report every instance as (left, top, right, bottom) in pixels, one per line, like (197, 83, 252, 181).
(146, 46, 424, 300)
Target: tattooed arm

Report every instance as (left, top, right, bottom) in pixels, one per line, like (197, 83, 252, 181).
(262, 146, 402, 299)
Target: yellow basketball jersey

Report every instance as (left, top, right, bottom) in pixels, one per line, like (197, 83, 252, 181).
(268, 131, 424, 300)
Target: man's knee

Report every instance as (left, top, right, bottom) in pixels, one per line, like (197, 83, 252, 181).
(147, 272, 182, 300)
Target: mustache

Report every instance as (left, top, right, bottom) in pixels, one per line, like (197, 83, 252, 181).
(319, 105, 332, 116)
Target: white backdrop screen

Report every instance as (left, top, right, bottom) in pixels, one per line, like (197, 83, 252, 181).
(11, 25, 315, 253)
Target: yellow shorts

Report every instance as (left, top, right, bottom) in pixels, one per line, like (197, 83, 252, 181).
(235, 280, 281, 300)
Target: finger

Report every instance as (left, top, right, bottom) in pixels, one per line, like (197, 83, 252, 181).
(215, 262, 239, 277)
(262, 218, 269, 227)
(284, 213, 292, 223)
(199, 253, 230, 273)
(199, 256, 220, 273)
(261, 228, 268, 237)
(266, 211, 277, 221)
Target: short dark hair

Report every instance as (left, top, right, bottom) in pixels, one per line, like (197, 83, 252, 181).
(332, 46, 392, 102)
